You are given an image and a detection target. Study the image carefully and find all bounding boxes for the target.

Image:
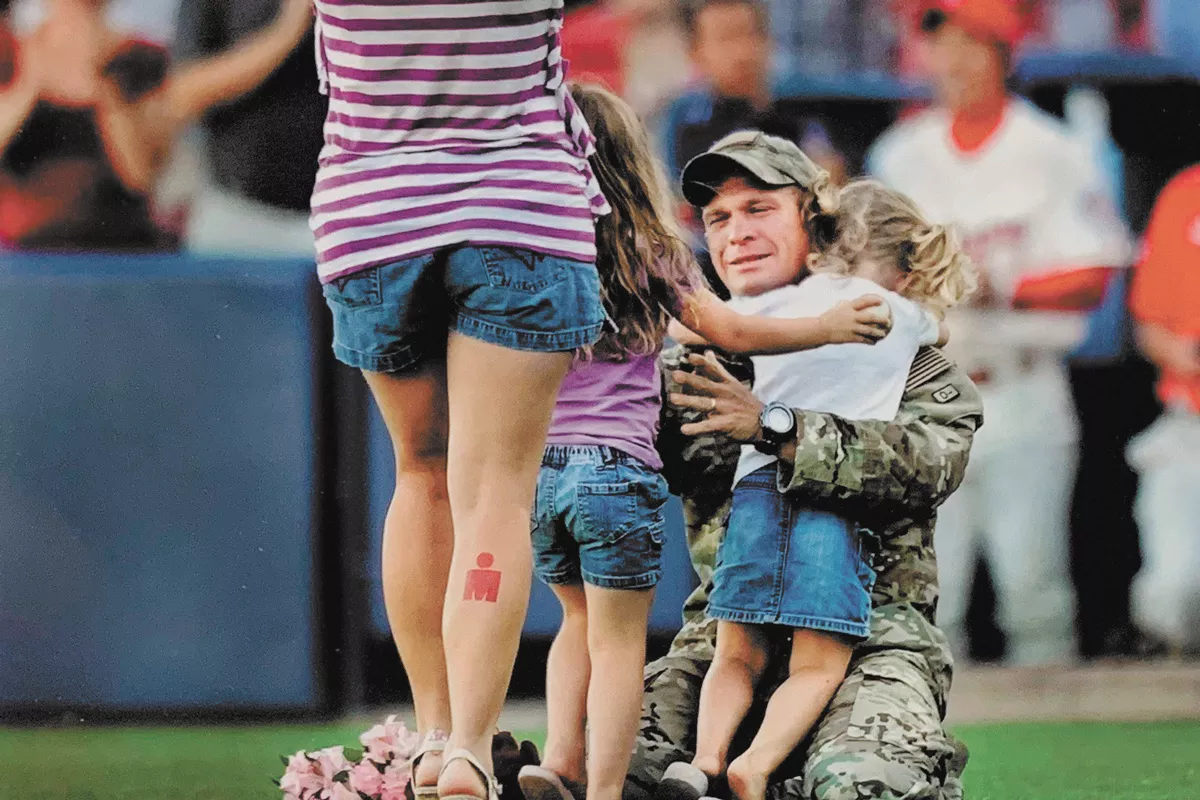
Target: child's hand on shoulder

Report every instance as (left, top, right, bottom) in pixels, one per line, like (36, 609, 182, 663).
(819, 295, 892, 345)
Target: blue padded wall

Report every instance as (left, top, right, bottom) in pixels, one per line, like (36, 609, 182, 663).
(0, 254, 323, 711)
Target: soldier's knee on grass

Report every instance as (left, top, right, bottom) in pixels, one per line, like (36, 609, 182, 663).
(800, 743, 954, 800)
(791, 649, 963, 799)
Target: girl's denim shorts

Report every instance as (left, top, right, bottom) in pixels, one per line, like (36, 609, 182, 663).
(531, 445, 669, 590)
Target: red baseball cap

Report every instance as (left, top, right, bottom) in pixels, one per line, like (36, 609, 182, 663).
(920, 0, 1024, 50)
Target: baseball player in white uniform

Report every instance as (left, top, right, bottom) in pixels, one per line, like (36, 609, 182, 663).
(868, 0, 1132, 665)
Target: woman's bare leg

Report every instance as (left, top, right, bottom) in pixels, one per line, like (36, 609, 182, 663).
(364, 364, 453, 789)
(725, 630, 852, 800)
(541, 583, 590, 783)
(691, 622, 770, 778)
(439, 333, 572, 797)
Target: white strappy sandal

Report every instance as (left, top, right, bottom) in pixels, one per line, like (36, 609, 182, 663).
(410, 730, 449, 800)
(439, 747, 502, 800)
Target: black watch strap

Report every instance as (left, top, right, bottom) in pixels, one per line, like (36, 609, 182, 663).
(755, 402, 797, 455)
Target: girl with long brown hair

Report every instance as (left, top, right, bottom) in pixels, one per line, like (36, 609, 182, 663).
(516, 84, 889, 800)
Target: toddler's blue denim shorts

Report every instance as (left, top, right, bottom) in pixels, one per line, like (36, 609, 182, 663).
(532, 445, 669, 590)
(709, 466, 876, 639)
(322, 246, 605, 373)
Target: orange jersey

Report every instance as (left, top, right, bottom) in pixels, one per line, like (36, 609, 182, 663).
(1130, 165, 1200, 412)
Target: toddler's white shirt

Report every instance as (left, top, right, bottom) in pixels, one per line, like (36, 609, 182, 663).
(728, 273, 939, 486)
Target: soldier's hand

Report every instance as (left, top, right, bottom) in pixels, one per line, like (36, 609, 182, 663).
(669, 350, 764, 442)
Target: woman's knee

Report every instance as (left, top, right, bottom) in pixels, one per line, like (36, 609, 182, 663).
(392, 414, 449, 471)
(363, 366, 449, 475)
(391, 448, 449, 503)
(447, 444, 539, 518)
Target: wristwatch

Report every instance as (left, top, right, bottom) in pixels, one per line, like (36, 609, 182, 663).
(754, 402, 797, 455)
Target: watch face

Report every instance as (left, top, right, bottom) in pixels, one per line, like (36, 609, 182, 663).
(764, 405, 793, 434)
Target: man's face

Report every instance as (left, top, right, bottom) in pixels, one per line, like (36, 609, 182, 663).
(701, 176, 808, 298)
(926, 23, 1006, 113)
(691, 2, 771, 100)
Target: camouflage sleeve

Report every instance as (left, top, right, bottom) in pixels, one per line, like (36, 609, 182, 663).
(778, 349, 983, 522)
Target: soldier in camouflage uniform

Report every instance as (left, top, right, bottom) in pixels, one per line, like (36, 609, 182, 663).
(626, 132, 984, 800)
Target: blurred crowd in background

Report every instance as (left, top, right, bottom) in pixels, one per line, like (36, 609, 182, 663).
(7, 0, 1200, 256)
(1, 0, 1198, 669)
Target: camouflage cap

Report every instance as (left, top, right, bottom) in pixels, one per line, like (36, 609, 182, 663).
(681, 130, 831, 207)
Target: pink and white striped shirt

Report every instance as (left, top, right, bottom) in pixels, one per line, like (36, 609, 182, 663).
(310, 0, 610, 283)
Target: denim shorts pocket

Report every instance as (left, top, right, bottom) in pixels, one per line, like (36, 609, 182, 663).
(575, 482, 638, 545)
(479, 247, 568, 294)
(638, 472, 670, 546)
(323, 266, 383, 308)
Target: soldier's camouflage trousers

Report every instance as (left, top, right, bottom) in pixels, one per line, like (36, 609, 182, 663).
(626, 646, 968, 800)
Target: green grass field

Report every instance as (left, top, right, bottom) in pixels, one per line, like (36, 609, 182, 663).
(2, 720, 1198, 800)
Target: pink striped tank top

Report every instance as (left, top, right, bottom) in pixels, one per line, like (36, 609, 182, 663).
(310, 0, 609, 283)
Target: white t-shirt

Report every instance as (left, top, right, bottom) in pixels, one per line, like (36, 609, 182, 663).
(729, 273, 940, 487)
(866, 99, 1133, 377)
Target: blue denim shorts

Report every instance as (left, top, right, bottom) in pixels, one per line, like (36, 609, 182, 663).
(322, 246, 605, 373)
(709, 466, 876, 639)
(531, 445, 670, 590)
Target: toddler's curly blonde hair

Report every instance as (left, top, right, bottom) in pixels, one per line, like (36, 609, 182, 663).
(808, 179, 977, 316)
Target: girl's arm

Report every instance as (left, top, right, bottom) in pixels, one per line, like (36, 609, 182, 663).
(672, 287, 891, 355)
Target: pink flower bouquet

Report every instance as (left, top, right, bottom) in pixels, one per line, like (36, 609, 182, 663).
(279, 716, 420, 800)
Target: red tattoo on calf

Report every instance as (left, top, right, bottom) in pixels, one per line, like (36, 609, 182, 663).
(463, 552, 501, 602)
